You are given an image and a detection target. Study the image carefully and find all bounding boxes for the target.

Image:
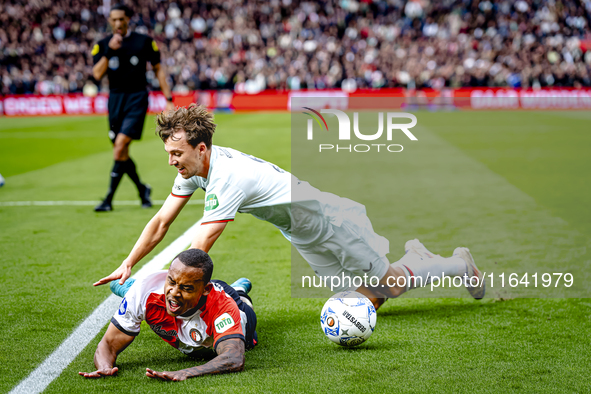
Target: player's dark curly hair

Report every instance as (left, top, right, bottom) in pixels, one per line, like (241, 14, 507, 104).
(156, 104, 216, 148)
(174, 249, 214, 283)
(110, 4, 133, 18)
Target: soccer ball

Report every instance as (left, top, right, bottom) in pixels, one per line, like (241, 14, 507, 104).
(0, 173, 4, 187)
(320, 291, 376, 347)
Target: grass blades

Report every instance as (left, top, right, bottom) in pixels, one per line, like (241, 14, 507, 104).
(1, 111, 589, 394)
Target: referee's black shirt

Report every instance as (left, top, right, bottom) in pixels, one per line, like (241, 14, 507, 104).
(92, 32, 161, 93)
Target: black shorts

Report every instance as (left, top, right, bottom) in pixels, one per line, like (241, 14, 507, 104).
(107, 91, 149, 142)
(212, 280, 258, 350)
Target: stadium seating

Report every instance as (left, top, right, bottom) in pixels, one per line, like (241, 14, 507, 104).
(1, 0, 590, 95)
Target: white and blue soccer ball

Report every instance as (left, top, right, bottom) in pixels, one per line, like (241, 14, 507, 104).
(320, 291, 377, 347)
(0, 173, 4, 187)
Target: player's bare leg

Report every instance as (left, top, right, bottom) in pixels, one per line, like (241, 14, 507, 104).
(356, 265, 407, 310)
(113, 132, 132, 161)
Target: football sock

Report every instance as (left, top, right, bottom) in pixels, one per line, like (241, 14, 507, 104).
(231, 278, 252, 294)
(104, 160, 125, 203)
(392, 253, 467, 291)
(110, 278, 136, 298)
(230, 278, 254, 308)
(124, 158, 145, 194)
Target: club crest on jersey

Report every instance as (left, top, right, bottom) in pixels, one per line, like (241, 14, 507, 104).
(214, 313, 235, 333)
(118, 298, 127, 315)
(108, 57, 119, 70)
(190, 328, 203, 343)
(204, 194, 219, 211)
(130, 56, 139, 66)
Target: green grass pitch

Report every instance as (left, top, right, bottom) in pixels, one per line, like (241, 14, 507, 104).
(1, 111, 590, 393)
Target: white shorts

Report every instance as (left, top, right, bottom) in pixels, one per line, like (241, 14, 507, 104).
(294, 203, 390, 293)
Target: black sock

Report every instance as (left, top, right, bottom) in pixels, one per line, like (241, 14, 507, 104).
(124, 158, 145, 194)
(104, 160, 125, 203)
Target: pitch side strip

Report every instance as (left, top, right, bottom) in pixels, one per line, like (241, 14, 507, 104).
(8, 221, 202, 394)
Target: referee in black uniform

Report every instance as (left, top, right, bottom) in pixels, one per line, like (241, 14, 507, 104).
(91, 4, 174, 212)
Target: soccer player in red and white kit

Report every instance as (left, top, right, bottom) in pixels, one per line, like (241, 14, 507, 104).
(80, 249, 257, 381)
(95, 105, 485, 310)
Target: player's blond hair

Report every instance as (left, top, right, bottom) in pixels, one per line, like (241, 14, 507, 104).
(156, 104, 216, 148)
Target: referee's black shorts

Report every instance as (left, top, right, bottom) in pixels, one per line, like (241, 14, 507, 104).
(108, 91, 149, 142)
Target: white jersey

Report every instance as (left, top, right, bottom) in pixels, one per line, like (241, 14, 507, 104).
(171, 145, 389, 252)
(172, 145, 290, 224)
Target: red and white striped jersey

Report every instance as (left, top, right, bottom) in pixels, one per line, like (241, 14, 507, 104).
(111, 271, 247, 355)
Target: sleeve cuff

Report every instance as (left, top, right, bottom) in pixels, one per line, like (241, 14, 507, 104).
(111, 317, 139, 337)
(214, 334, 245, 351)
(201, 219, 234, 225)
(171, 192, 193, 198)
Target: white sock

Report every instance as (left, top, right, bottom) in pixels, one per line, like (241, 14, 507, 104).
(392, 253, 467, 290)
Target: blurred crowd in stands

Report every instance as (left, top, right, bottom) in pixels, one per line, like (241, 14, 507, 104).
(1, 0, 591, 95)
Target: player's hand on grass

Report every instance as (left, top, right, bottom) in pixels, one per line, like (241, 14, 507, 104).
(108, 34, 123, 50)
(94, 262, 132, 286)
(146, 368, 188, 381)
(78, 367, 118, 378)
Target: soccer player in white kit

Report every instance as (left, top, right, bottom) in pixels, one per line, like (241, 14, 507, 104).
(95, 105, 485, 309)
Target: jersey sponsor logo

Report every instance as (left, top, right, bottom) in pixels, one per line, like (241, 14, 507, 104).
(91, 44, 100, 56)
(118, 298, 127, 315)
(130, 56, 139, 66)
(190, 328, 203, 343)
(214, 313, 235, 333)
(150, 324, 178, 340)
(204, 194, 219, 211)
(152, 40, 159, 52)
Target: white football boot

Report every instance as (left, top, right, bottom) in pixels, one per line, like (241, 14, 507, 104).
(453, 247, 485, 300)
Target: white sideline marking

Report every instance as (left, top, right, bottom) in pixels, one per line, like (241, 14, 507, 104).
(0, 200, 203, 207)
(9, 221, 201, 394)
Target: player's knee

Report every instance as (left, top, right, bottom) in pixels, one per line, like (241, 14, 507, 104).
(113, 151, 127, 161)
(113, 144, 129, 161)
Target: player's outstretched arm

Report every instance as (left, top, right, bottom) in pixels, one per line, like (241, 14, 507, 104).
(146, 338, 245, 381)
(190, 221, 228, 253)
(94, 195, 190, 286)
(79, 322, 134, 378)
